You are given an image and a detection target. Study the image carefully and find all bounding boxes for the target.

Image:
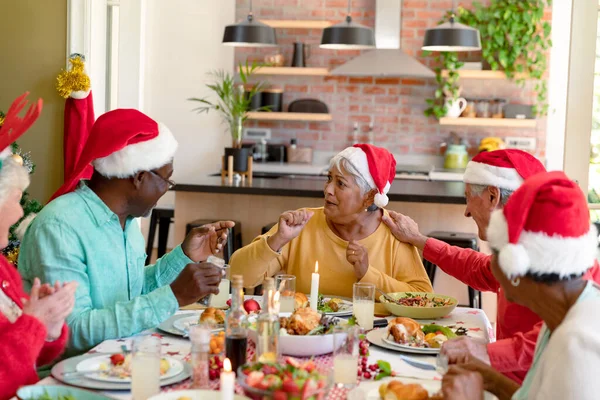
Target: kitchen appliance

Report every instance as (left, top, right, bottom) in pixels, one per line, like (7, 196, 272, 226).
(288, 99, 329, 113)
(267, 144, 286, 162)
(291, 42, 309, 67)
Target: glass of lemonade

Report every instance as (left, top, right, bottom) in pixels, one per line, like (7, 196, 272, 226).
(275, 274, 296, 313)
(211, 264, 231, 308)
(333, 325, 361, 389)
(131, 334, 161, 399)
(353, 283, 375, 330)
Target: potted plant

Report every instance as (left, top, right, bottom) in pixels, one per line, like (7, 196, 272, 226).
(189, 62, 269, 172)
(424, 0, 551, 118)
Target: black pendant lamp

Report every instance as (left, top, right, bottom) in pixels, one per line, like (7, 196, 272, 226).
(422, 1, 481, 52)
(320, 0, 375, 50)
(222, 0, 276, 48)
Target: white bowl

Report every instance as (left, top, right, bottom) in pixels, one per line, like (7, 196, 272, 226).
(248, 328, 345, 357)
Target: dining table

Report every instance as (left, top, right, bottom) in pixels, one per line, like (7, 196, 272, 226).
(33, 296, 495, 399)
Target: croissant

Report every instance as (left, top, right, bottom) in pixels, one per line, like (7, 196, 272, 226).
(199, 307, 226, 325)
(379, 381, 430, 400)
(388, 317, 425, 345)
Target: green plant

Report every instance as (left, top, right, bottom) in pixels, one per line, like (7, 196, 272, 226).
(424, 51, 463, 119)
(424, 0, 552, 118)
(189, 61, 269, 148)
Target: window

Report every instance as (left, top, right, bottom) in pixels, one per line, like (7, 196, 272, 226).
(106, 0, 120, 111)
(589, 5, 600, 218)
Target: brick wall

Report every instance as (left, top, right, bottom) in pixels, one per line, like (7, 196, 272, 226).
(235, 0, 550, 158)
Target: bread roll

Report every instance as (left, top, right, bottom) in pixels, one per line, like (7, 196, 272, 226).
(380, 380, 430, 400)
(294, 292, 309, 309)
(199, 307, 226, 325)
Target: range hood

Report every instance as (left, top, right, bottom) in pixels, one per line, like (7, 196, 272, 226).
(330, 0, 435, 78)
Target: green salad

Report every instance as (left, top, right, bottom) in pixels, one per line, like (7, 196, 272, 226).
(29, 391, 76, 400)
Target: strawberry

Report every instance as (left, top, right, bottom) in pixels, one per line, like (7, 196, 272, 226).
(262, 375, 283, 390)
(282, 378, 300, 394)
(286, 357, 301, 368)
(262, 364, 279, 376)
(301, 360, 316, 373)
(110, 354, 125, 366)
(226, 299, 232, 307)
(301, 378, 318, 400)
(246, 371, 265, 388)
(273, 391, 288, 400)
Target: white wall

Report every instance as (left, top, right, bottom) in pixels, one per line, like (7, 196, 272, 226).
(140, 0, 235, 250)
(143, 0, 235, 184)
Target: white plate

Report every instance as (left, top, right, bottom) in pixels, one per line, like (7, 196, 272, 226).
(149, 390, 251, 400)
(173, 314, 224, 333)
(381, 337, 440, 355)
(354, 377, 497, 399)
(75, 355, 183, 383)
(367, 328, 440, 355)
(319, 297, 353, 316)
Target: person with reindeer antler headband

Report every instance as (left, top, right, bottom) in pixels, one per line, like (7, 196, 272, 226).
(0, 93, 78, 398)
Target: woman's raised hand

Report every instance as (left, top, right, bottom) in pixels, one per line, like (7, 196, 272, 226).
(22, 278, 78, 340)
(268, 209, 314, 252)
(347, 240, 369, 280)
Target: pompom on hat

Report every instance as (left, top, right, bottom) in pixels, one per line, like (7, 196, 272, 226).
(332, 144, 396, 208)
(487, 171, 598, 279)
(50, 109, 178, 201)
(463, 149, 546, 191)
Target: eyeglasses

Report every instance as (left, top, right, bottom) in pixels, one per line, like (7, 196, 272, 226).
(150, 171, 176, 190)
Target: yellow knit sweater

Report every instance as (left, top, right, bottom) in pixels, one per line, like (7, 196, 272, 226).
(230, 208, 433, 298)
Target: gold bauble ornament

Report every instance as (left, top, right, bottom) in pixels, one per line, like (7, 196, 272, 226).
(10, 154, 23, 166)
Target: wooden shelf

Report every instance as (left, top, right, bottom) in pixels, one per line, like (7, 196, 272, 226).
(441, 70, 528, 80)
(247, 112, 332, 122)
(439, 117, 536, 128)
(260, 20, 332, 29)
(239, 66, 330, 76)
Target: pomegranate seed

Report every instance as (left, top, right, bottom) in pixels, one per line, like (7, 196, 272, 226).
(369, 364, 378, 371)
(363, 372, 372, 379)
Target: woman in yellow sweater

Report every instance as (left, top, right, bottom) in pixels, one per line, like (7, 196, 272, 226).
(230, 144, 432, 298)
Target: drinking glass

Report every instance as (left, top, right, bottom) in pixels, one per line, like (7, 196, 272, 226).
(211, 264, 231, 308)
(275, 274, 296, 313)
(353, 283, 375, 330)
(198, 256, 226, 307)
(332, 325, 361, 389)
(131, 334, 161, 399)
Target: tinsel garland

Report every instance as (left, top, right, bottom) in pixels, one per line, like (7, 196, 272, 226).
(56, 55, 91, 99)
(2, 240, 20, 266)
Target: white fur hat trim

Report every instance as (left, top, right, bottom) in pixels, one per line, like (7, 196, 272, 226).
(70, 89, 91, 100)
(92, 122, 178, 178)
(463, 161, 524, 191)
(488, 209, 599, 278)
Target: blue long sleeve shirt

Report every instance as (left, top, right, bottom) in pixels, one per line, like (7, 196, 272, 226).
(18, 183, 191, 357)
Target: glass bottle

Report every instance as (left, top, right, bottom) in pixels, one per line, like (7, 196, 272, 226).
(190, 324, 211, 388)
(225, 275, 248, 374)
(256, 277, 280, 363)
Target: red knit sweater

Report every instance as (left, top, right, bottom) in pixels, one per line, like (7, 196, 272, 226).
(0, 256, 68, 400)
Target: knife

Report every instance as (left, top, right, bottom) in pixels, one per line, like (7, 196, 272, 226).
(399, 355, 437, 371)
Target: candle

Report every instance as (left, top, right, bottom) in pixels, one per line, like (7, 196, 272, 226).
(310, 261, 320, 311)
(220, 358, 235, 400)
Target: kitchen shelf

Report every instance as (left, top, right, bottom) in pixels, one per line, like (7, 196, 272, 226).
(247, 112, 332, 122)
(238, 66, 330, 76)
(441, 70, 528, 80)
(439, 117, 536, 128)
(261, 20, 332, 29)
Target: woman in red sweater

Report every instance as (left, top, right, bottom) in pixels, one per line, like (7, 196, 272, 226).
(0, 93, 77, 399)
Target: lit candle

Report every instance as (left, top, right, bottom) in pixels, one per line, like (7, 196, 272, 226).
(310, 261, 320, 311)
(220, 358, 235, 400)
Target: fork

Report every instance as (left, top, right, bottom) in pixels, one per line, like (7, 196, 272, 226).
(376, 287, 397, 303)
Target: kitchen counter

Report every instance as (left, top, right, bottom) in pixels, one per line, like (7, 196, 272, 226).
(174, 175, 466, 204)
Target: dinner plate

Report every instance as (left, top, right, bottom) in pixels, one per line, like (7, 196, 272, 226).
(75, 355, 183, 382)
(52, 353, 191, 390)
(157, 312, 223, 337)
(149, 390, 251, 400)
(172, 314, 224, 334)
(17, 385, 113, 400)
(319, 296, 353, 316)
(353, 377, 497, 399)
(367, 328, 440, 355)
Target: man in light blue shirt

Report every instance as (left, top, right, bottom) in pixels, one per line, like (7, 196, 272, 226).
(19, 109, 234, 357)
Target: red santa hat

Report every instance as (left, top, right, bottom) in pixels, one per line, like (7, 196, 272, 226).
(463, 149, 545, 191)
(332, 144, 396, 208)
(50, 109, 178, 201)
(487, 171, 598, 279)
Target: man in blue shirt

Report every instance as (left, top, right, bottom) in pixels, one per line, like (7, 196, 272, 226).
(19, 109, 234, 357)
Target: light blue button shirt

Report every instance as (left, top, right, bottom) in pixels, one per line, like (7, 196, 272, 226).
(18, 183, 192, 357)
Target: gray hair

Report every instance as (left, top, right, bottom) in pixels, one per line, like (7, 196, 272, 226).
(0, 158, 29, 206)
(329, 155, 379, 211)
(470, 184, 513, 206)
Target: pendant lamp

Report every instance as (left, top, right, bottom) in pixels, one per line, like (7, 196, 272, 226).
(320, 0, 375, 50)
(222, 0, 277, 47)
(422, 0, 481, 52)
